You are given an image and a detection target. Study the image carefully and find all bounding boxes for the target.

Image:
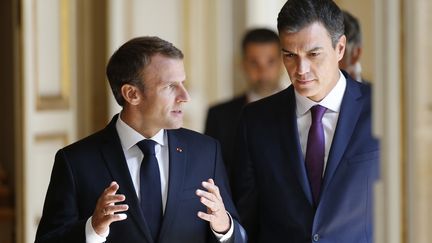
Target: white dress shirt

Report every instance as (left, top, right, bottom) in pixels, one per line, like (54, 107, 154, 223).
(116, 117, 169, 209)
(295, 71, 347, 174)
(85, 115, 233, 242)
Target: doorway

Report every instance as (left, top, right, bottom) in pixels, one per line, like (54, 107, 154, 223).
(0, 0, 19, 242)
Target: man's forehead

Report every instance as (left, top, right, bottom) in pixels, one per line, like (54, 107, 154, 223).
(280, 37, 325, 53)
(280, 22, 330, 37)
(280, 26, 332, 49)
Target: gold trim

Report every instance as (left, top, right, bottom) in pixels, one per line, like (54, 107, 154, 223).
(182, 0, 191, 82)
(34, 133, 69, 145)
(400, 1, 408, 242)
(34, 0, 71, 110)
(125, 0, 134, 39)
(182, 0, 192, 129)
(16, 0, 25, 241)
(207, 0, 218, 100)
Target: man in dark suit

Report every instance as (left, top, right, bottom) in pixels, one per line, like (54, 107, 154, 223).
(232, 0, 380, 242)
(35, 37, 246, 243)
(205, 28, 283, 180)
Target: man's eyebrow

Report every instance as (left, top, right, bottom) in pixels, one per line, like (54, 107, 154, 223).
(281, 46, 323, 53)
(281, 46, 323, 54)
(308, 47, 323, 52)
(281, 48, 292, 53)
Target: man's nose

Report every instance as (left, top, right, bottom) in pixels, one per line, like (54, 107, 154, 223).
(296, 58, 310, 76)
(177, 84, 190, 103)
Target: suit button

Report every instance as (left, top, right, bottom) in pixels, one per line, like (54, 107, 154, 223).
(313, 233, 320, 241)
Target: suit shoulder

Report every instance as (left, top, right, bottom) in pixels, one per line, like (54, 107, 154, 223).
(61, 127, 109, 155)
(244, 87, 292, 113)
(173, 128, 218, 146)
(359, 80, 372, 94)
(207, 95, 247, 115)
(347, 78, 373, 99)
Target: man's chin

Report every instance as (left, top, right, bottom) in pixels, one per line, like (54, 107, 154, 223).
(165, 121, 183, 130)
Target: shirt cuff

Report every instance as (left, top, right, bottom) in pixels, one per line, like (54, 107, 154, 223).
(211, 211, 234, 242)
(85, 216, 109, 243)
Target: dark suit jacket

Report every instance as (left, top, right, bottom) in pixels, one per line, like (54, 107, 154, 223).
(232, 75, 380, 243)
(204, 95, 247, 181)
(35, 115, 246, 243)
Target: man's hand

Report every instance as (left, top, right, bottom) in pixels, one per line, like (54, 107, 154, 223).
(196, 178, 230, 233)
(91, 181, 129, 235)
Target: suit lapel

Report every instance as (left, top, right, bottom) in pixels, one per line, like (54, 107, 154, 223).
(100, 116, 154, 243)
(321, 78, 364, 192)
(158, 130, 187, 241)
(279, 87, 314, 206)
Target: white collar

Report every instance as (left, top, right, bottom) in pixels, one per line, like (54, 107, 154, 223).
(115, 114, 167, 151)
(295, 70, 346, 116)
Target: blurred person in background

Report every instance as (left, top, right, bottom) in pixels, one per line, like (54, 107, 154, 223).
(339, 10, 369, 83)
(205, 28, 283, 181)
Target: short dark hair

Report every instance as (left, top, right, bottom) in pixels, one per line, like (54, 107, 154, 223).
(343, 10, 362, 47)
(277, 0, 344, 48)
(106, 36, 184, 106)
(241, 28, 280, 55)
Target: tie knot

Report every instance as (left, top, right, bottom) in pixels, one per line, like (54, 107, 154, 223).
(310, 105, 327, 122)
(137, 139, 157, 156)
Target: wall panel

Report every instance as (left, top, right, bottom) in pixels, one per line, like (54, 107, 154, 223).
(20, 0, 78, 241)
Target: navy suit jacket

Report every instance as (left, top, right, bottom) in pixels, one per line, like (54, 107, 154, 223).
(205, 94, 247, 181)
(232, 75, 380, 243)
(35, 115, 246, 243)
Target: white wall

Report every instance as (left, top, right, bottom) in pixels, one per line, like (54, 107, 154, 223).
(404, 0, 432, 242)
(245, 0, 286, 30)
(107, 0, 184, 120)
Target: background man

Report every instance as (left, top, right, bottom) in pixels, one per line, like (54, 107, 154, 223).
(205, 28, 282, 180)
(339, 10, 367, 82)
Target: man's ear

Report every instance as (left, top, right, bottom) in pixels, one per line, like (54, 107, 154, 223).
(350, 45, 362, 65)
(336, 35, 347, 61)
(121, 84, 141, 105)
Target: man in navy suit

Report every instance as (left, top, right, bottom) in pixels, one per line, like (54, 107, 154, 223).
(232, 0, 380, 242)
(35, 37, 246, 243)
(205, 28, 283, 181)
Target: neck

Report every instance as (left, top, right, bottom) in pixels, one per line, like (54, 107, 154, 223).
(120, 109, 160, 138)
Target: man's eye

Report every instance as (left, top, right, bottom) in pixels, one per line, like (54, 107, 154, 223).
(284, 53, 295, 58)
(310, 52, 320, 57)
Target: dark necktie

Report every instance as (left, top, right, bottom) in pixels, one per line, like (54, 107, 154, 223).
(137, 139, 162, 241)
(305, 105, 327, 205)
